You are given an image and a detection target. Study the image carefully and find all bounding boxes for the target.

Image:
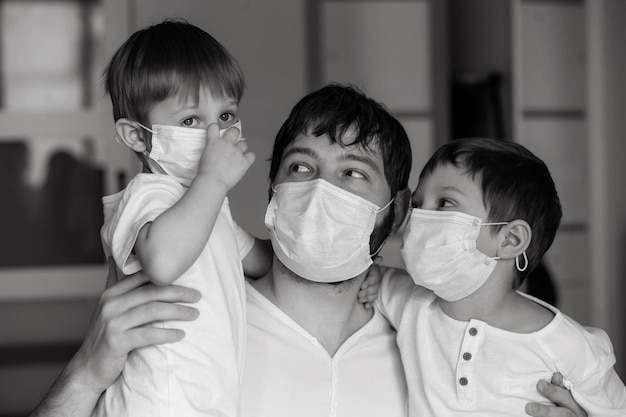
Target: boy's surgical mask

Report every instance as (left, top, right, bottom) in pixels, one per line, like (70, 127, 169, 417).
(401, 209, 507, 302)
(265, 179, 393, 283)
(138, 121, 242, 187)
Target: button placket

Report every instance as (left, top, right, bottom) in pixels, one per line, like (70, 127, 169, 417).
(329, 358, 340, 417)
(455, 320, 483, 403)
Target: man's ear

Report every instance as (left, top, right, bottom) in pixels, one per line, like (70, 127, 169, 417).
(115, 118, 149, 153)
(391, 187, 412, 234)
(497, 219, 531, 259)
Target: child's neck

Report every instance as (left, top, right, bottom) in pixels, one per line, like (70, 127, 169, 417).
(439, 270, 554, 333)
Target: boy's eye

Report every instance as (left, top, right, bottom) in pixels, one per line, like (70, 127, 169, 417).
(219, 112, 237, 128)
(182, 118, 195, 127)
(438, 199, 454, 208)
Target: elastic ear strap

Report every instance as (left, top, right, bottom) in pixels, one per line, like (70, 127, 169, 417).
(516, 251, 528, 272)
(136, 121, 155, 134)
(376, 197, 395, 213)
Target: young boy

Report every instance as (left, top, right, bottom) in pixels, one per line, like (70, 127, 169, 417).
(94, 20, 271, 416)
(377, 137, 626, 416)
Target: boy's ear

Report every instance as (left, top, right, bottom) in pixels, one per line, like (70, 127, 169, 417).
(497, 219, 531, 259)
(391, 187, 412, 234)
(115, 118, 148, 152)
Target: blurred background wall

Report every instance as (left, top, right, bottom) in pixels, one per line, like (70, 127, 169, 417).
(0, 0, 624, 415)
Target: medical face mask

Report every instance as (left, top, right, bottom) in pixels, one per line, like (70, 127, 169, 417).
(401, 209, 507, 302)
(265, 179, 393, 283)
(139, 121, 242, 187)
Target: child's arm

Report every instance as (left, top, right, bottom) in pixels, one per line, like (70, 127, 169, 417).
(374, 266, 422, 329)
(136, 125, 255, 285)
(358, 256, 383, 309)
(242, 238, 273, 278)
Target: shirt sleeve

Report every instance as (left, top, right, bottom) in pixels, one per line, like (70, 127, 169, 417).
(102, 174, 185, 275)
(553, 319, 626, 415)
(376, 266, 422, 329)
(233, 219, 255, 260)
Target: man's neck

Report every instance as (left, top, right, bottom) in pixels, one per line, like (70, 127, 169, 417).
(251, 258, 373, 356)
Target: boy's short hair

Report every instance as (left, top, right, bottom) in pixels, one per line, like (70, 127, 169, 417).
(420, 137, 562, 285)
(104, 19, 244, 126)
(269, 84, 412, 200)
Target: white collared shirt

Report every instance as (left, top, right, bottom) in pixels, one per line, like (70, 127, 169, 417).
(242, 282, 408, 417)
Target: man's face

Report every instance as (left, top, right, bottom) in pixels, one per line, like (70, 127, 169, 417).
(273, 130, 393, 232)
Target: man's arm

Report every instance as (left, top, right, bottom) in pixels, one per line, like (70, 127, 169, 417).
(30, 259, 201, 417)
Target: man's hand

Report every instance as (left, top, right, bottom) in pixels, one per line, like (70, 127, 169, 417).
(197, 123, 255, 193)
(359, 256, 383, 310)
(31, 259, 201, 417)
(525, 373, 588, 417)
(75, 259, 201, 393)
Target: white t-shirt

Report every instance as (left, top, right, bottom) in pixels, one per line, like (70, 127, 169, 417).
(376, 267, 626, 417)
(95, 173, 254, 417)
(241, 282, 408, 417)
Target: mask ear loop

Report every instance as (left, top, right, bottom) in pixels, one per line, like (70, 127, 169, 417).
(516, 251, 528, 272)
(369, 198, 397, 257)
(132, 122, 167, 175)
(375, 198, 395, 214)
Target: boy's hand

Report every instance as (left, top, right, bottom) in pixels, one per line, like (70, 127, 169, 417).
(73, 258, 201, 395)
(197, 123, 255, 192)
(359, 256, 383, 310)
(525, 373, 587, 417)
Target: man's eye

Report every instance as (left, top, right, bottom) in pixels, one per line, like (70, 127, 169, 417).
(290, 164, 311, 173)
(411, 201, 421, 209)
(345, 169, 365, 179)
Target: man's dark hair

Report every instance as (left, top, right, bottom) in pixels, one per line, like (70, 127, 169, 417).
(269, 84, 412, 252)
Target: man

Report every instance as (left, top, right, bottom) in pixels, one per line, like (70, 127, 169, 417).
(241, 84, 411, 416)
(31, 85, 587, 417)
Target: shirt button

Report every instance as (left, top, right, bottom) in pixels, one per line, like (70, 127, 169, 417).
(463, 352, 472, 361)
(459, 377, 468, 386)
(469, 327, 478, 336)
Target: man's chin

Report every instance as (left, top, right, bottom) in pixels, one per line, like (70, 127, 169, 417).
(276, 257, 359, 289)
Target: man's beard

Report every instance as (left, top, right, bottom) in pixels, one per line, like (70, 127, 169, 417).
(276, 207, 395, 287)
(369, 209, 394, 256)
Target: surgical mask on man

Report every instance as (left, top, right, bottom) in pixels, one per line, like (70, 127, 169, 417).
(265, 179, 393, 283)
(138, 120, 242, 187)
(401, 209, 508, 301)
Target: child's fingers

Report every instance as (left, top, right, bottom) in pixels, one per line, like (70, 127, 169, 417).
(221, 125, 241, 143)
(205, 123, 221, 140)
(359, 285, 378, 300)
(245, 152, 256, 166)
(235, 139, 250, 154)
